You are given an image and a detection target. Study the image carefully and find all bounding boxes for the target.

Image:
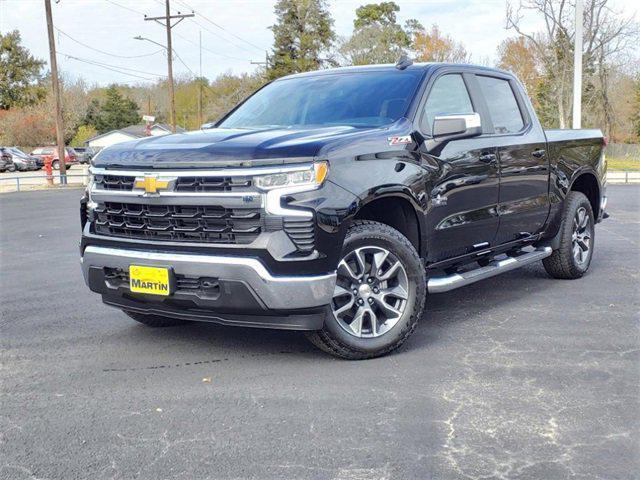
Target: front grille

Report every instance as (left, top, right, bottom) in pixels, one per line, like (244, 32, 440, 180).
(94, 174, 135, 191)
(175, 176, 252, 192)
(92, 202, 261, 244)
(93, 174, 253, 192)
(284, 218, 315, 253)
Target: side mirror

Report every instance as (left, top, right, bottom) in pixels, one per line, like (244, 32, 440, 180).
(432, 113, 482, 142)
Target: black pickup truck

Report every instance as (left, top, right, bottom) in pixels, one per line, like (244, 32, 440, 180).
(81, 61, 607, 359)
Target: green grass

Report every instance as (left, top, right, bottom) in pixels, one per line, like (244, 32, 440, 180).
(607, 157, 640, 171)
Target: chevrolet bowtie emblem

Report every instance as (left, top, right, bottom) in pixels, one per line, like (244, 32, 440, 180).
(134, 176, 170, 194)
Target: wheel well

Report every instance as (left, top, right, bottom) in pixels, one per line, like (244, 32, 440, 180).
(571, 173, 600, 218)
(354, 197, 420, 252)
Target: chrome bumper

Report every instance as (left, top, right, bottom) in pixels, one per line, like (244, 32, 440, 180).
(81, 246, 336, 310)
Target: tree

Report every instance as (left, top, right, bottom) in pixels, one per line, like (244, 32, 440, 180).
(268, 0, 335, 80)
(0, 30, 46, 109)
(339, 2, 417, 65)
(506, 0, 639, 131)
(413, 25, 470, 63)
(82, 85, 140, 133)
(70, 125, 98, 147)
(632, 77, 640, 141)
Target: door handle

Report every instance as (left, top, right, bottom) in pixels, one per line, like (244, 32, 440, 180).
(479, 153, 496, 163)
(532, 149, 546, 158)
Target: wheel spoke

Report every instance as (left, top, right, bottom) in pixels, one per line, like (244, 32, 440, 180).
(378, 260, 401, 282)
(338, 259, 359, 282)
(580, 210, 589, 229)
(373, 297, 402, 320)
(573, 244, 581, 262)
(349, 308, 365, 336)
(371, 250, 389, 277)
(578, 239, 589, 252)
(354, 249, 367, 277)
(334, 297, 355, 316)
(368, 309, 378, 336)
(380, 284, 408, 301)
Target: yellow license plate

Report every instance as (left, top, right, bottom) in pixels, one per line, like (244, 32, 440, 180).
(129, 265, 171, 296)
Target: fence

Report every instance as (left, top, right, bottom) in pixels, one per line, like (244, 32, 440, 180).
(608, 143, 640, 159)
(0, 170, 90, 193)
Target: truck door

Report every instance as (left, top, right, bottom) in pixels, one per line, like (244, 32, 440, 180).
(417, 72, 500, 262)
(474, 74, 550, 244)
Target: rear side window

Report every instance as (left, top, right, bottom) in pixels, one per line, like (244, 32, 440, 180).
(477, 76, 524, 134)
(44, 147, 54, 154)
(422, 74, 474, 135)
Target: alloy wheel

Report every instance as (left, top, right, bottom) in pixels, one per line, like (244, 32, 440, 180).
(572, 206, 591, 266)
(331, 246, 409, 338)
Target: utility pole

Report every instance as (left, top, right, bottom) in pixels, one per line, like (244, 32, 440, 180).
(198, 30, 203, 127)
(572, 0, 583, 129)
(145, 1, 193, 133)
(44, 0, 67, 184)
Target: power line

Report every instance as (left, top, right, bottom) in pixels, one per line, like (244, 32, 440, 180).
(58, 51, 167, 78)
(104, 0, 146, 16)
(55, 27, 164, 59)
(173, 31, 247, 61)
(172, 0, 264, 52)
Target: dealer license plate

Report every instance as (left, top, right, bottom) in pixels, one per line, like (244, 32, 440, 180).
(129, 265, 171, 296)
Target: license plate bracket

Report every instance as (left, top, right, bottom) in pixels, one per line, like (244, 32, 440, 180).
(129, 265, 173, 296)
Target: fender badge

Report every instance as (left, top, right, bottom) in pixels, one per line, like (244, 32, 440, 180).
(387, 135, 413, 146)
(433, 194, 448, 207)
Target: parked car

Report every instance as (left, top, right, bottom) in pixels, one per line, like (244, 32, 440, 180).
(30, 146, 78, 170)
(80, 61, 608, 359)
(74, 147, 96, 164)
(1, 147, 40, 171)
(0, 150, 16, 172)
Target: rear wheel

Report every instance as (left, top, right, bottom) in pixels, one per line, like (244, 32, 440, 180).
(306, 220, 426, 360)
(52, 160, 60, 170)
(124, 310, 185, 327)
(543, 191, 595, 279)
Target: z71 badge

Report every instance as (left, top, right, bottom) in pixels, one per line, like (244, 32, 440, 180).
(387, 135, 413, 146)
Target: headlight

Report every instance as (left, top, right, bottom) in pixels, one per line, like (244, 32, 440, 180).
(254, 162, 328, 191)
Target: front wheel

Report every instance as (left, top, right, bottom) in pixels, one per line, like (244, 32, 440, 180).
(543, 191, 595, 279)
(306, 220, 426, 360)
(52, 160, 60, 170)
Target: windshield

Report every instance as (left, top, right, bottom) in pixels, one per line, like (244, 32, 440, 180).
(8, 148, 28, 158)
(219, 70, 423, 129)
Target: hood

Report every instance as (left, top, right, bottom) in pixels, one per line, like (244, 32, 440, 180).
(92, 125, 383, 169)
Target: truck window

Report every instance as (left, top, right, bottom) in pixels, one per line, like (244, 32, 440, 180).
(219, 71, 423, 129)
(477, 76, 524, 134)
(422, 74, 474, 135)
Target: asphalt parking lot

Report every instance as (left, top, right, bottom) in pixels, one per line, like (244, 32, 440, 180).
(1, 186, 638, 480)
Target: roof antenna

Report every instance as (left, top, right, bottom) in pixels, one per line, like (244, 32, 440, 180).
(395, 55, 413, 70)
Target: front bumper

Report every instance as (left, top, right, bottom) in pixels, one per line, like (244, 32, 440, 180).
(81, 246, 336, 330)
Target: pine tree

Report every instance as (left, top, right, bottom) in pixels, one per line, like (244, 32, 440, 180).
(268, 0, 335, 80)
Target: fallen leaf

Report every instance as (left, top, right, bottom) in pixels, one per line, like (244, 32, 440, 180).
(202, 377, 212, 383)
(155, 408, 163, 412)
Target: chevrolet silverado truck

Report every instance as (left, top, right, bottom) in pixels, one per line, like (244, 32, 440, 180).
(80, 61, 607, 359)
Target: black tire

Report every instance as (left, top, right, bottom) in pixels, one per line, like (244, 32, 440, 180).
(543, 191, 595, 279)
(52, 160, 60, 170)
(306, 220, 426, 360)
(124, 310, 185, 327)
(7, 164, 16, 172)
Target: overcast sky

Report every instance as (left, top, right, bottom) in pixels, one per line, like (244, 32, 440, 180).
(1, 0, 638, 86)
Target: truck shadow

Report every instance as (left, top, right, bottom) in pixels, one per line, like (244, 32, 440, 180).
(120, 263, 559, 360)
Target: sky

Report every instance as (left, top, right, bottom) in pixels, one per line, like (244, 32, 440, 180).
(1, 0, 638, 86)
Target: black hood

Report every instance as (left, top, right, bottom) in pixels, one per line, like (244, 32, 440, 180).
(92, 125, 383, 169)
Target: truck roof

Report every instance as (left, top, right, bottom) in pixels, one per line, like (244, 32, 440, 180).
(279, 62, 514, 80)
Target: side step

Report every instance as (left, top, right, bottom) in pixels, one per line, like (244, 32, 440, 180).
(427, 247, 553, 294)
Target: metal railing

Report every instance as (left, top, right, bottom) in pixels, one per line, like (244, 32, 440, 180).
(0, 172, 90, 192)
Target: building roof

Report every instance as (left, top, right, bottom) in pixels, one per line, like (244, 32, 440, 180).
(85, 123, 186, 144)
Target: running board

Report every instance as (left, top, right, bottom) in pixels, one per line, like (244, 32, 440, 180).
(427, 247, 553, 294)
